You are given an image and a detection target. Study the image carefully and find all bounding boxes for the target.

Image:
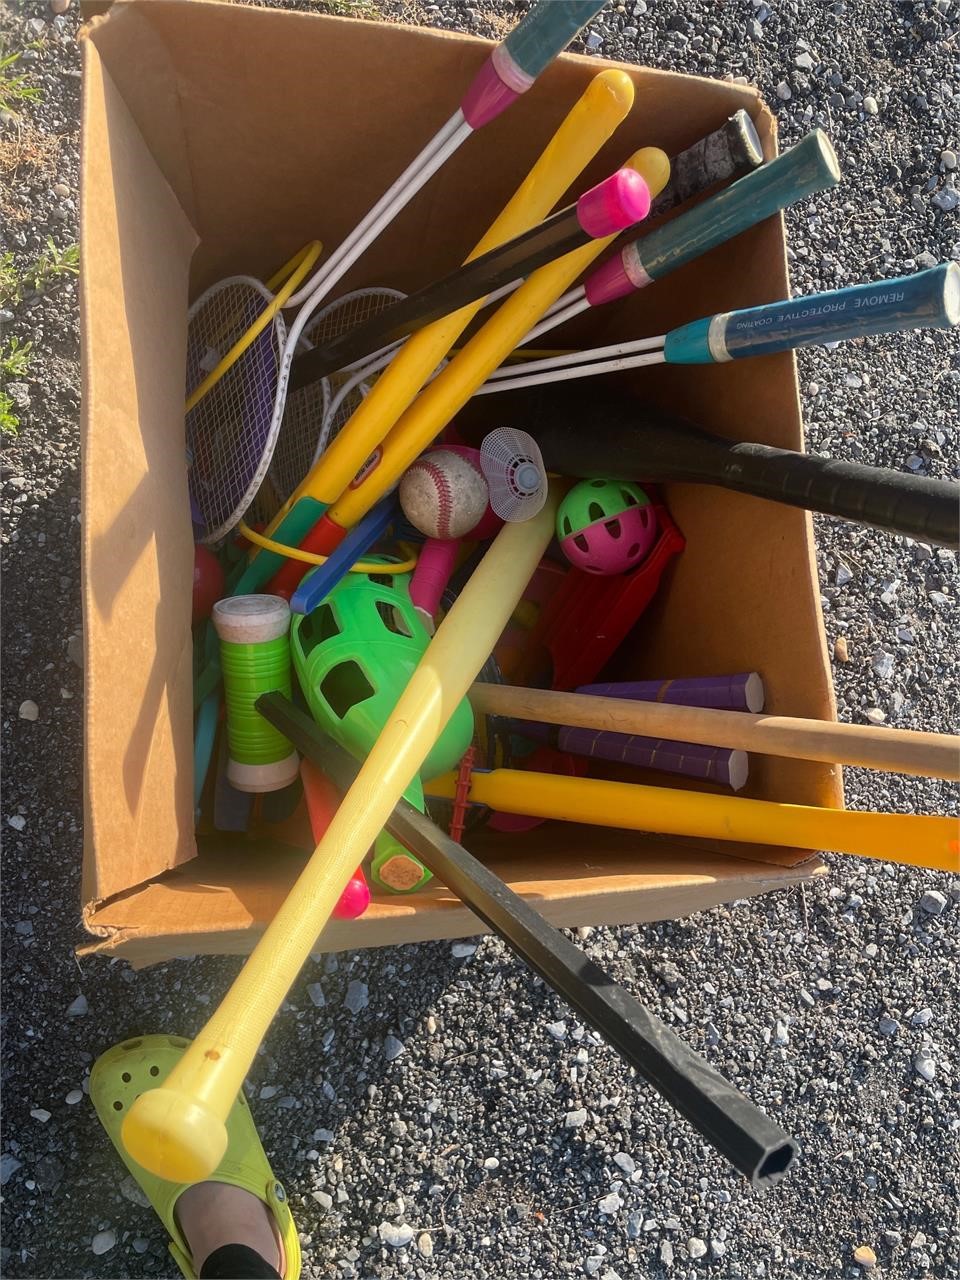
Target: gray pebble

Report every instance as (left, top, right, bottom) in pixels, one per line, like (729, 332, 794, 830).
(565, 1108, 588, 1129)
(878, 1016, 900, 1037)
(417, 1233, 433, 1258)
(18, 700, 39, 721)
(911, 1007, 934, 1027)
(378, 1222, 415, 1248)
(383, 1035, 405, 1062)
(546, 1020, 568, 1040)
(863, 95, 879, 114)
(613, 1151, 636, 1174)
(932, 188, 960, 212)
(919, 890, 947, 916)
(597, 1192, 622, 1215)
(687, 1238, 708, 1259)
(451, 940, 478, 958)
(913, 1050, 936, 1082)
(66, 994, 88, 1017)
(312, 1190, 333, 1210)
(795, 50, 814, 69)
(132, 1238, 150, 1255)
(660, 1241, 675, 1268)
(864, 708, 886, 725)
(871, 650, 895, 680)
(941, 150, 957, 172)
(307, 983, 325, 1008)
(91, 1230, 116, 1256)
(343, 980, 368, 1014)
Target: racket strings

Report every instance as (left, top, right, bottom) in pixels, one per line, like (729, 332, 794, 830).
(186, 280, 287, 544)
(270, 287, 405, 502)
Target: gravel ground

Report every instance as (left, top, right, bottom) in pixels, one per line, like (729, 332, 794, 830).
(1, 0, 958, 1277)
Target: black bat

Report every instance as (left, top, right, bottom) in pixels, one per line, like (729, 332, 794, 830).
(456, 384, 960, 548)
(257, 692, 798, 1189)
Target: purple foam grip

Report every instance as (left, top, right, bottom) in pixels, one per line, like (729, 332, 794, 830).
(578, 673, 765, 713)
(577, 169, 651, 239)
(558, 725, 749, 791)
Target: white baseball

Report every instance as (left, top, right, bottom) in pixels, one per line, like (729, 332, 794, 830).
(399, 449, 489, 540)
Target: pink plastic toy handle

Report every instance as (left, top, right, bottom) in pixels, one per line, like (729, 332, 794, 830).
(300, 760, 371, 919)
(410, 538, 460, 620)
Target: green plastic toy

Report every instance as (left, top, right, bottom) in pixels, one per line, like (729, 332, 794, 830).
(290, 567, 475, 893)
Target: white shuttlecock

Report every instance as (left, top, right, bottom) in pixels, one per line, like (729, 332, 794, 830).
(479, 428, 547, 522)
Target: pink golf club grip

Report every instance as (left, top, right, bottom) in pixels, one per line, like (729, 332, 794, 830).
(410, 537, 460, 620)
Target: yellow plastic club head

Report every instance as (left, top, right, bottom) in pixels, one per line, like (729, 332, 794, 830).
(122, 1087, 228, 1183)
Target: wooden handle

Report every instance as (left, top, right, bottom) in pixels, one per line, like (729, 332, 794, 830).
(424, 767, 960, 873)
(469, 683, 960, 781)
(119, 487, 560, 1184)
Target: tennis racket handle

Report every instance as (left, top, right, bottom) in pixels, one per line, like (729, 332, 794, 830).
(410, 538, 460, 619)
(464, 0, 606, 127)
(301, 762, 370, 920)
(664, 263, 960, 363)
(724, 444, 960, 546)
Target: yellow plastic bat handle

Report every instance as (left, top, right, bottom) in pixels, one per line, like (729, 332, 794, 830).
(120, 487, 561, 1183)
(423, 768, 960, 873)
(264, 68, 636, 529)
(326, 145, 670, 534)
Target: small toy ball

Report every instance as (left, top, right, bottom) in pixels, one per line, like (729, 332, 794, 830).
(556, 479, 658, 575)
(193, 544, 225, 623)
(399, 448, 489, 540)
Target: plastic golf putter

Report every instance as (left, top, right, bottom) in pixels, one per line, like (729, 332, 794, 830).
(423, 767, 960, 873)
(120, 486, 560, 1183)
(469, 684, 960, 782)
(233, 67, 636, 596)
(257, 692, 799, 1190)
(303, 148, 671, 558)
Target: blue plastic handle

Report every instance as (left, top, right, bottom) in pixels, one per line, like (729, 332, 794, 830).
(290, 495, 399, 615)
(636, 130, 840, 282)
(503, 0, 607, 80)
(664, 263, 960, 364)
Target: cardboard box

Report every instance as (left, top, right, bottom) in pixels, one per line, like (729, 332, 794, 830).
(79, 0, 836, 967)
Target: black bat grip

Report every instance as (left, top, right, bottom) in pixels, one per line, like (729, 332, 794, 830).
(456, 384, 959, 548)
(724, 444, 959, 546)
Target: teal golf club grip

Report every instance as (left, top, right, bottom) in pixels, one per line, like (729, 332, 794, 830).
(641, 130, 839, 281)
(504, 0, 607, 80)
(664, 263, 960, 363)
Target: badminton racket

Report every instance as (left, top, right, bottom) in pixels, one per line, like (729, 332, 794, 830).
(479, 263, 959, 392)
(187, 1, 608, 548)
(528, 129, 839, 345)
(235, 69, 638, 597)
(288, 168, 651, 385)
(456, 381, 960, 547)
(268, 287, 404, 505)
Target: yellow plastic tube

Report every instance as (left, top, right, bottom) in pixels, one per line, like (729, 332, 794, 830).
(324, 144, 671, 535)
(423, 768, 960, 873)
(120, 486, 561, 1184)
(260, 68, 636, 537)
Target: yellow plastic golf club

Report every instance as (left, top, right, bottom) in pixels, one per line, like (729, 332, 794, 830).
(323, 144, 670, 536)
(424, 768, 960, 873)
(121, 486, 561, 1183)
(253, 69, 635, 557)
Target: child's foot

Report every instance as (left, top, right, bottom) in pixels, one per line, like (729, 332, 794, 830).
(176, 1181, 284, 1276)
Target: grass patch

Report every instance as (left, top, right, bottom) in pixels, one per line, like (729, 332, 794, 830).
(1, 336, 33, 437)
(0, 239, 80, 308)
(0, 47, 43, 116)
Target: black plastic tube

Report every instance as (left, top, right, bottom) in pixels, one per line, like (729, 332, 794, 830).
(257, 692, 798, 1189)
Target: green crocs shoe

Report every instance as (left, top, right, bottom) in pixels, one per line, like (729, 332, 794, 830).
(90, 1034, 301, 1280)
